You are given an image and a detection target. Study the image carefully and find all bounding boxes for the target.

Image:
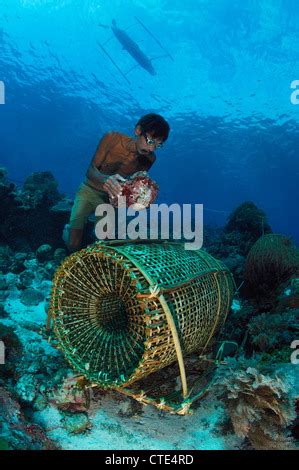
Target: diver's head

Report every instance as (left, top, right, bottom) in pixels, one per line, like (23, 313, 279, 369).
(135, 113, 170, 155)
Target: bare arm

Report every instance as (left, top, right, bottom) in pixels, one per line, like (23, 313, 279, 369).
(86, 133, 111, 186)
(86, 132, 125, 196)
(87, 164, 125, 197)
(86, 164, 109, 186)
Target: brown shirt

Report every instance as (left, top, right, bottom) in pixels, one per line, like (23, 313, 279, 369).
(86, 131, 156, 188)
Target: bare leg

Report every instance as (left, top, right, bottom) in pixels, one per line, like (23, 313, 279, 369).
(67, 228, 84, 252)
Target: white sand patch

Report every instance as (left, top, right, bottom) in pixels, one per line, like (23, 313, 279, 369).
(4, 297, 47, 325)
(2, 297, 58, 357)
(33, 391, 243, 450)
(4, 271, 49, 328)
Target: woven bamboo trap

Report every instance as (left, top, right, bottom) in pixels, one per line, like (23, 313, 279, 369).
(47, 240, 234, 414)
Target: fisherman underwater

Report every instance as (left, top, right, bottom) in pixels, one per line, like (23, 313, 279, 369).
(63, 113, 170, 251)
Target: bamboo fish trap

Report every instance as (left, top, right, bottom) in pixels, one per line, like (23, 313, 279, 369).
(48, 240, 234, 413)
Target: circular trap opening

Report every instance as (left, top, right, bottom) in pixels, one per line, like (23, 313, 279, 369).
(53, 252, 147, 386)
(96, 294, 128, 333)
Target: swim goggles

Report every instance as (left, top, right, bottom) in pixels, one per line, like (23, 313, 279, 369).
(142, 132, 163, 149)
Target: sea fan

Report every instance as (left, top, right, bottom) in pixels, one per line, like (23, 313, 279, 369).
(215, 358, 297, 450)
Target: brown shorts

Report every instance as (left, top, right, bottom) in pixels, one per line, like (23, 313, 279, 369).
(69, 182, 110, 230)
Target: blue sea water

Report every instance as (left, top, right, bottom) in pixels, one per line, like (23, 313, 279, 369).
(0, 0, 299, 242)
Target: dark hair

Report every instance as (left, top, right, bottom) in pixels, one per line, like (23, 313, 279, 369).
(136, 113, 170, 142)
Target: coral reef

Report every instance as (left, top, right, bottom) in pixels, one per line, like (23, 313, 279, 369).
(0, 387, 59, 450)
(204, 202, 273, 288)
(214, 201, 272, 259)
(0, 169, 69, 251)
(21, 172, 62, 209)
(220, 301, 256, 347)
(224, 201, 272, 251)
(20, 288, 44, 306)
(276, 277, 299, 312)
(49, 375, 90, 413)
(247, 310, 299, 355)
(18, 270, 35, 288)
(0, 324, 23, 379)
(0, 168, 97, 252)
(0, 276, 9, 303)
(36, 244, 54, 263)
(0, 245, 14, 274)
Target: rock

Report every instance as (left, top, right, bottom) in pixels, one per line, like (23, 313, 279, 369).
(5, 272, 19, 286)
(52, 369, 68, 386)
(4, 273, 20, 300)
(0, 277, 8, 302)
(116, 397, 144, 418)
(62, 412, 91, 434)
(0, 324, 23, 378)
(35, 264, 55, 281)
(117, 400, 133, 417)
(8, 252, 28, 274)
(0, 277, 7, 290)
(15, 342, 65, 392)
(44, 261, 56, 279)
(28, 362, 42, 374)
(276, 278, 299, 312)
(39, 280, 52, 296)
(50, 199, 73, 214)
(36, 244, 53, 263)
(22, 172, 62, 209)
(20, 288, 44, 306)
(0, 289, 9, 303)
(0, 304, 9, 318)
(35, 267, 48, 283)
(0, 249, 12, 273)
(19, 270, 35, 288)
(0, 386, 59, 449)
(15, 373, 40, 404)
(19, 321, 42, 333)
(24, 258, 39, 271)
(32, 393, 48, 411)
(0, 178, 24, 253)
(15, 252, 28, 261)
(25, 341, 44, 356)
(50, 375, 90, 412)
(0, 170, 68, 252)
(53, 248, 67, 266)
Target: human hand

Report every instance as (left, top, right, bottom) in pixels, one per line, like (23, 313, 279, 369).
(103, 174, 126, 198)
(130, 171, 149, 179)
